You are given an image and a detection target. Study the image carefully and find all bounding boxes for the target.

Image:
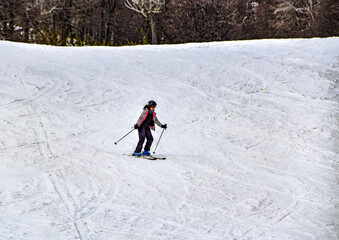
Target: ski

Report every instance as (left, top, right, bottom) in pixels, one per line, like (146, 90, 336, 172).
(123, 154, 166, 160)
(144, 156, 166, 160)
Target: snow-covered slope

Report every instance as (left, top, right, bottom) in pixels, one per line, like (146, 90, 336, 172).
(0, 38, 338, 240)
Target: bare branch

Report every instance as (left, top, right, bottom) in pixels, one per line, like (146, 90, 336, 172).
(125, 0, 146, 17)
(125, 0, 165, 17)
(41, 6, 62, 16)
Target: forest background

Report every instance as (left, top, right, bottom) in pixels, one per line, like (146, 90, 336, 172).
(0, 0, 338, 46)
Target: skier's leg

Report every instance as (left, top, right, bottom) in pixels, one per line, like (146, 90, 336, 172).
(135, 128, 146, 153)
(144, 128, 154, 152)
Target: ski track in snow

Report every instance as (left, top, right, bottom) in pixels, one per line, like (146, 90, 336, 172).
(0, 38, 338, 240)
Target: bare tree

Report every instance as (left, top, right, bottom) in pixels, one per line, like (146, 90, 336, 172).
(125, 0, 165, 44)
(271, 0, 321, 37)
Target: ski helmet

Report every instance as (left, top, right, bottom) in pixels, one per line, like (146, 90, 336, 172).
(148, 100, 157, 107)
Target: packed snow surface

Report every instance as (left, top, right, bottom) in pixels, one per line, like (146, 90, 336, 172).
(0, 38, 338, 240)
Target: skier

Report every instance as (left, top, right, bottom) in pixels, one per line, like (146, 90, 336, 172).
(133, 100, 167, 157)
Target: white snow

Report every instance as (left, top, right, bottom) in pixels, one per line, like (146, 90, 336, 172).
(0, 38, 338, 240)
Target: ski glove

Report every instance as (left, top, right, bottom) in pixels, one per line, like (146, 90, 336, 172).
(161, 124, 167, 129)
(134, 124, 139, 129)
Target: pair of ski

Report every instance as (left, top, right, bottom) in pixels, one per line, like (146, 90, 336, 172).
(124, 154, 166, 161)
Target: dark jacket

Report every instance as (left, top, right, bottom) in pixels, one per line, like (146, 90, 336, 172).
(136, 108, 162, 131)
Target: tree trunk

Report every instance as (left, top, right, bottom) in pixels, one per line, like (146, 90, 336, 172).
(99, 0, 105, 44)
(150, 15, 157, 44)
(24, 16, 29, 42)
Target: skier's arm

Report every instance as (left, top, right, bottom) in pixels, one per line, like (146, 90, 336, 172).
(154, 115, 162, 127)
(155, 116, 167, 129)
(135, 109, 148, 126)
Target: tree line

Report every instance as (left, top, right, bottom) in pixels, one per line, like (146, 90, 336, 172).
(0, 0, 338, 46)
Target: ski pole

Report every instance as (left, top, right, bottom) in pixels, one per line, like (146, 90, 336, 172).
(115, 128, 135, 145)
(153, 128, 165, 154)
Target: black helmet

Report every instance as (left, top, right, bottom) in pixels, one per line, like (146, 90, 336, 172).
(148, 100, 157, 107)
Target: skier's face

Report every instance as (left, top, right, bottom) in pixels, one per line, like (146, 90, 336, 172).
(150, 106, 155, 110)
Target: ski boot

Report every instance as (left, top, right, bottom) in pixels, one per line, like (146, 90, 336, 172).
(132, 152, 142, 157)
(142, 150, 151, 156)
